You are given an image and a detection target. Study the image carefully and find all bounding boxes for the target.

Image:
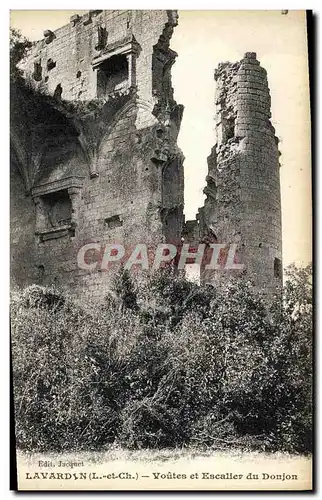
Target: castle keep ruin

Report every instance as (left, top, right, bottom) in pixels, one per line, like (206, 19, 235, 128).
(10, 11, 282, 296)
(185, 52, 283, 295)
(11, 10, 184, 296)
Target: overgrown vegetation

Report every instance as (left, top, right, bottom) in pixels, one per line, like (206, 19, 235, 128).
(11, 265, 312, 454)
(10, 28, 32, 82)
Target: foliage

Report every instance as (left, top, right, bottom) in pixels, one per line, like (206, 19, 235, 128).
(11, 264, 312, 453)
(10, 28, 32, 82)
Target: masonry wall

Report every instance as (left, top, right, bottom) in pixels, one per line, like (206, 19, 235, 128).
(10, 166, 37, 286)
(196, 52, 282, 295)
(11, 10, 184, 297)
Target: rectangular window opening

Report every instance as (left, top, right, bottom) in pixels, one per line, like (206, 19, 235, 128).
(97, 54, 128, 97)
(225, 116, 235, 141)
(105, 215, 123, 229)
(33, 61, 42, 81)
(42, 189, 72, 229)
(274, 257, 282, 279)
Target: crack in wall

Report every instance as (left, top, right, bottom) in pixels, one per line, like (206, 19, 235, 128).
(184, 52, 282, 295)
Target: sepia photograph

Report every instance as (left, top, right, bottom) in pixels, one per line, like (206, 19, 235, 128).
(9, 8, 313, 491)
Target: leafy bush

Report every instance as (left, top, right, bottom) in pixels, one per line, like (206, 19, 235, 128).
(11, 264, 312, 453)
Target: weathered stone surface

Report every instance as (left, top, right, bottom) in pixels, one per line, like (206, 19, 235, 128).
(185, 53, 282, 296)
(11, 20, 282, 299)
(70, 14, 81, 26)
(11, 10, 184, 297)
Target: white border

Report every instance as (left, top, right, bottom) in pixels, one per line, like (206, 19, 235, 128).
(2, 2, 320, 499)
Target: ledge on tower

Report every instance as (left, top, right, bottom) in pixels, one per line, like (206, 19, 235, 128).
(244, 52, 257, 59)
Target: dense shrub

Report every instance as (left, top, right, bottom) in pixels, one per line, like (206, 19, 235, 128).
(11, 265, 312, 453)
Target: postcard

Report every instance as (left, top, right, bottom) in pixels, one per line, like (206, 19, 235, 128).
(10, 9, 312, 491)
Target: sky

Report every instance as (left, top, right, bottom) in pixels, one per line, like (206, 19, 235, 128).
(10, 10, 312, 268)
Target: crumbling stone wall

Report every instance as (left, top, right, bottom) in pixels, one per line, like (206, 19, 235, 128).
(11, 14, 282, 298)
(186, 53, 282, 295)
(11, 10, 184, 296)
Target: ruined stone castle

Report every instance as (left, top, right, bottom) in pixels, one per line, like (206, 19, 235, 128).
(10, 10, 282, 297)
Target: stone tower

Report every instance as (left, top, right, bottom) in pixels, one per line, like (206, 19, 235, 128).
(186, 52, 282, 295)
(10, 10, 184, 296)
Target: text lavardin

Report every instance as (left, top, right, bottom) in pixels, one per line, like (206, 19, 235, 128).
(25, 471, 298, 482)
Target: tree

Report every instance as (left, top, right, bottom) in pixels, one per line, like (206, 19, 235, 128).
(10, 28, 31, 82)
(112, 267, 138, 311)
